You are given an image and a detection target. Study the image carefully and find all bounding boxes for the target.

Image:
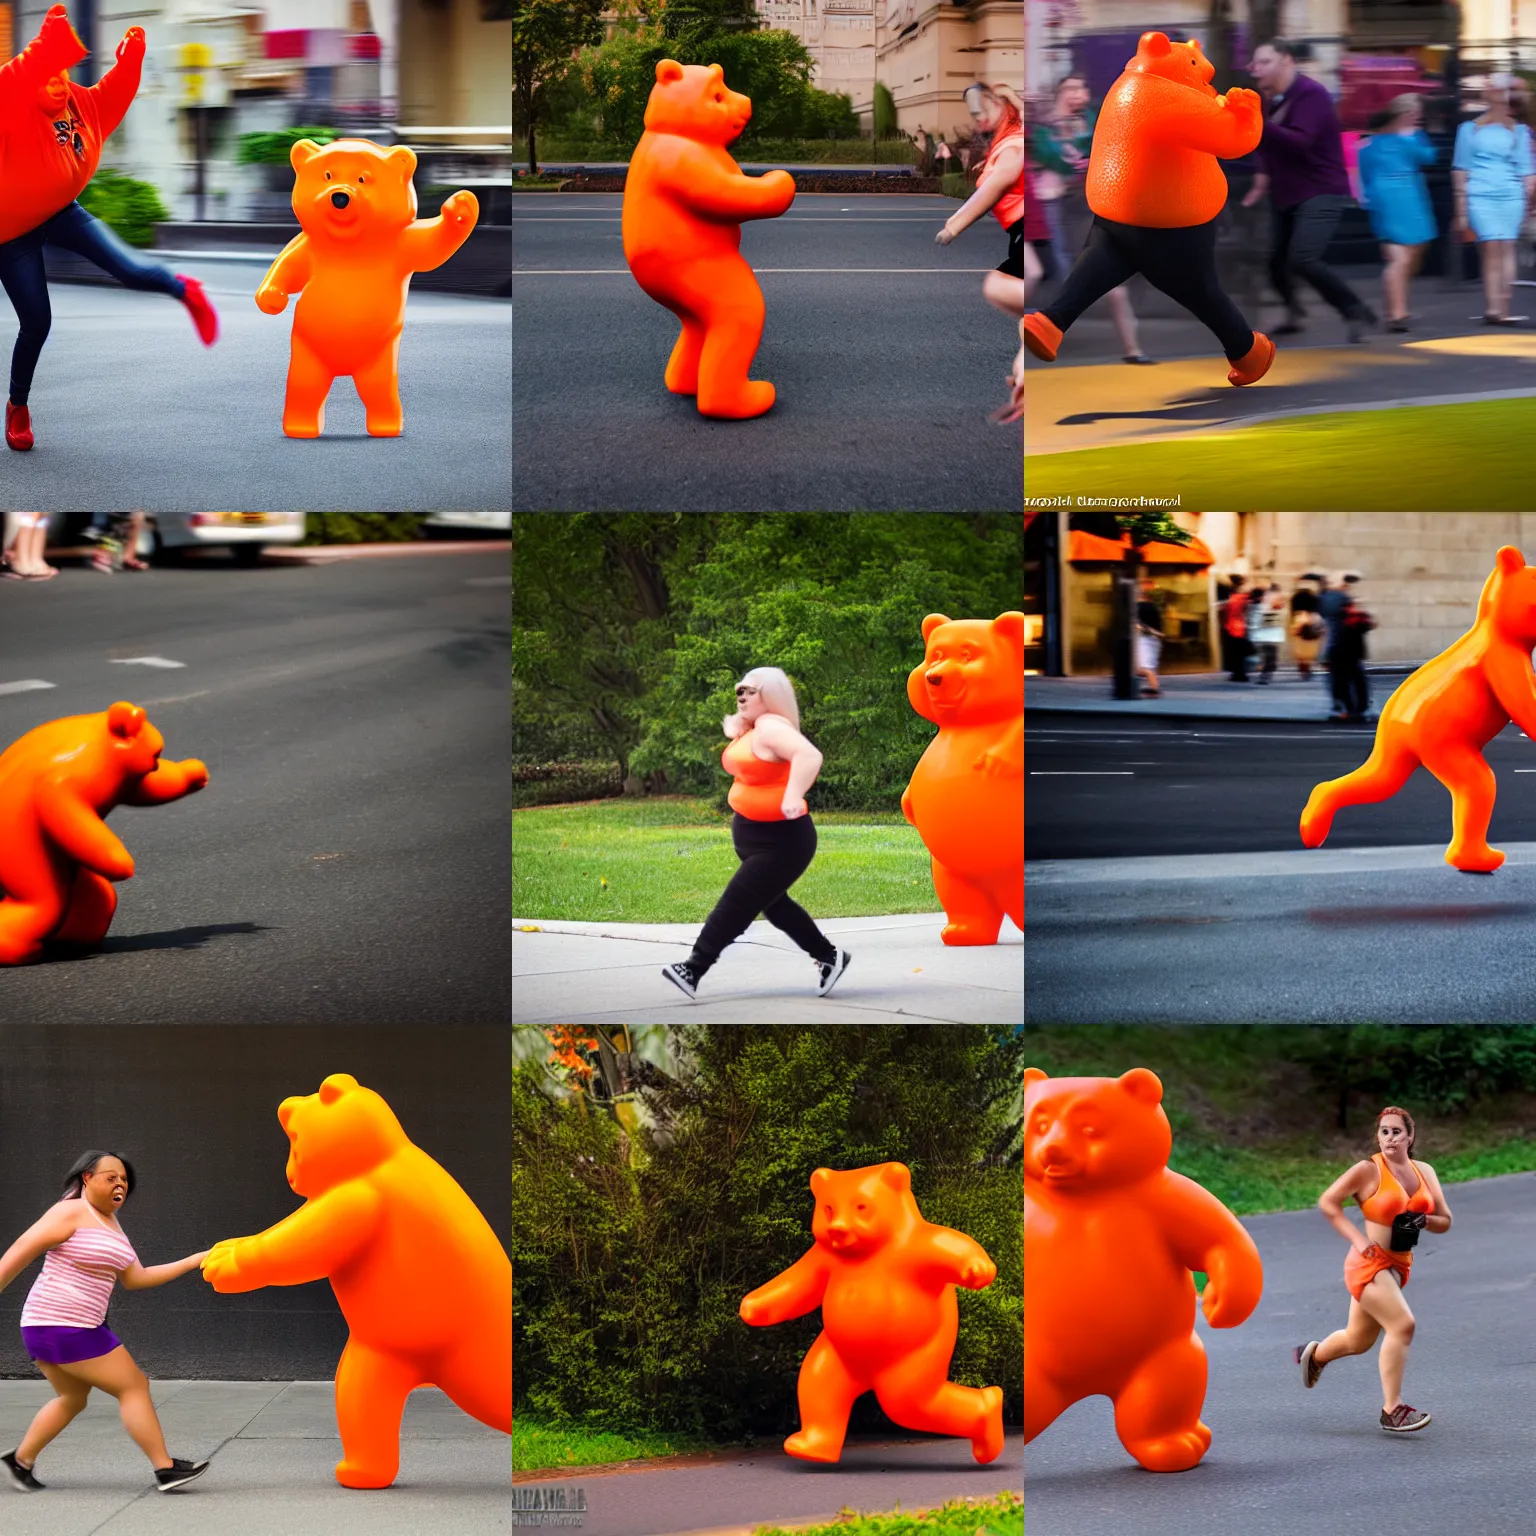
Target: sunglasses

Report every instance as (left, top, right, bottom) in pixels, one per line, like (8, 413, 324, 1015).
(735, 686, 760, 700)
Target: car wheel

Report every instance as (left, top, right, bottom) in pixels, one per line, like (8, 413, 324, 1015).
(231, 543, 265, 566)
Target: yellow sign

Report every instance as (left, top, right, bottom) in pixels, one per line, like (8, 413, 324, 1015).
(179, 42, 212, 68)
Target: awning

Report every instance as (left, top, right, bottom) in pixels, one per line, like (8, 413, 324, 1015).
(1067, 530, 1215, 567)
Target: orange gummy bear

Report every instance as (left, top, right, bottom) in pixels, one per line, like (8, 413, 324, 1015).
(739, 1162, 1005, 1465)
(1025, 1068, 1264, 1472)
(900, 613, 1024, 944)
(1301, 544, 1536, 873)
(622, 59, 796, 419)
(256, 138, 479, 438)
(201, 1073, 511, 1489)
(1086, 32, 1264, 229)
(0, 701, 208, 966)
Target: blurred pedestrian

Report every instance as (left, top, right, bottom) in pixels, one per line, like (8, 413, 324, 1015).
(1222, 574, 1252, 682)
(1452, 75, 1536, 324)
(935, 136, 953, 178)
(914, 125, 932, 176)
(1357, 95, 1436, 331)
(1031, 73, 1154, 364)
(1319, 572, 1349, 715)
(1245, 39, 1378, 342)
(1332, 590, 1377, 721)
(1254, 582, 1288, 683)
(88, 512, 148, 573)
(1, 512, 56, 581)
(1135, 577, 1163, 696)
(1291, 574, 1325, 679)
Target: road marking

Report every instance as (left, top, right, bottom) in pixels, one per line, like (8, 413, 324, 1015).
(110, 656, 186, 669)
(513, 267, 992, 274)
(1029, 771, 1134, 776)
(465, 576, 511, 587)
(0, 679, 55, 695)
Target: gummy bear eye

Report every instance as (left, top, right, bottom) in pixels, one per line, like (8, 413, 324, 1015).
(325, 172, 331, 181)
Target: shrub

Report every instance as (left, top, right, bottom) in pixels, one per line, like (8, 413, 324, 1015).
(300, 514, 429, 545)
(513, 761, 624, 807)
(236, 126, 340, 165)
(873, 81, 898, 140)
(78, 169, 169, 248)
(941, 171, 970, 199)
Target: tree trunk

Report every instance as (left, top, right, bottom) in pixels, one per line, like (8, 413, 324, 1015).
(528, 120, 538, 177)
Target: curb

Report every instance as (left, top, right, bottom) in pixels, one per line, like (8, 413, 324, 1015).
(263, 539, 509, 564)
(1025, 704, 1355, 724)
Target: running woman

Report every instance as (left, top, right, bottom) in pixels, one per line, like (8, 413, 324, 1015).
(0, 512, 56, 579)
(0, 7, 219, 453)
(0, 1150, 212, 1492)
(935, 83, 1026, 422)
(1295, 1106, 1452, 1434)
(662, 667, 850, 1001)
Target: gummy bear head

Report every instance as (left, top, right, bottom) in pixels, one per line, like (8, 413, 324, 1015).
(37, 70, 70, 115)
(277, 1073, 410, 1197)
(644, 59, 753, 146)
(809, 1162, 920, 1257)
(907, 612, 1025, 726)
(105, 701, 166, 779)
(289, 138, 419, 245)
(1478, 545, 1536, 646)
(1025, 1068, 1173, 1194)
(1122, 31, 1218, 99)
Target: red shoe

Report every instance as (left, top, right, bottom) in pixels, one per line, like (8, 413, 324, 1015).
(178, 275, 219, 345)
(1022, 312, 1063, 363)
(5, 400, 33, 451)
(1228, 332, 1275, 387)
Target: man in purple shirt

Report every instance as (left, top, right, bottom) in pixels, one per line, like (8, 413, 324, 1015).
(1242, 38, 1376, 342)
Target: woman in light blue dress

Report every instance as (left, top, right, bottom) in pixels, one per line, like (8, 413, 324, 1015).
(1358, 95, 1437, 331)
(1452, 75, 1536, 323)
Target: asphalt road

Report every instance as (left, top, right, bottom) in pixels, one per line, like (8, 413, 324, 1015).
(511, 194, 1022, 511)
(516, 1432, 1023, 1536)
(1027, 1173, 1536, 1536)
(3, 255, 510, 511)
(0, 552, 510, 1023)
(1024, 715, 1536, 860)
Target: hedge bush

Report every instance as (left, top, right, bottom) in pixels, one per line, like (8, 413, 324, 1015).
(513, 761, 624, 807)
(236, 126, 340, 165)
(299, 514, 429, 545)
(79, 169, 169, 248)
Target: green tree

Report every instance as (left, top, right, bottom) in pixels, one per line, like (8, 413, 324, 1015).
(873, 80, 898, 139)
(513, 0, 604, 173)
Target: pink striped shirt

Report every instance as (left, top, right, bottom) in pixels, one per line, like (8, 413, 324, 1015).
(20, 1203, 137, 1328)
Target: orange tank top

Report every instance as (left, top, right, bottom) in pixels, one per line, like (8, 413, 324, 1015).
(723, 730, 790, 821)
(982, 126, 1024, 230)
(1358, 1154, 1434, 1226)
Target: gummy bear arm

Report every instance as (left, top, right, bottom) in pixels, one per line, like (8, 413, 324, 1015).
(1159, 99, 1261, 159)
(400, 209, 477, 274)
(918, 1226, 995, 1286)
(35, 781, 132, 877)
(670, 155, 786, 222)
(263, 234, 312, 296)
(214, 1183, 384, 1290)
(121, 759, 201, 806)
(741, 1248, 829, 1324)
(0, 12, 88, 111)
(82, 37, 144, 142)
(1160, 1171, 1263, 1323)
(1484, 647, 1536, 737)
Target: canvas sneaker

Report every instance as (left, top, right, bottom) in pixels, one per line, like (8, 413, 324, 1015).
(1380, 1404, 1430, 1433)
(154, 1457, 210, 1492)
(661, 961, 702, 1001)
(1, 1450, 43, 1491)
(815, 949, 851, 997)
(1295, 1340, 1327, 1389)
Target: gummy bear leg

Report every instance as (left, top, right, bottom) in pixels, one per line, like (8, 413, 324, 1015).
(1024, 1358, 1071, 1443)
(695, 276, 774, 419)
(1112, 1333, 1212, 1473)
(784, 1331, 866, 1463)
(282, 333, 333, 439)
(50, 868, 117, 948)
(930, 858, 1004, 946)
(332, 1338, 420, 1489)
(355, 338, 404, 437)
(1421, 742, 1505, 871)
(873, 1333, 994, 1455)
(1300, 739, 1417, 849)
(664, 315, 706, 396)
(432, 1333, 511, 1434)
(0, 896, 63, 966)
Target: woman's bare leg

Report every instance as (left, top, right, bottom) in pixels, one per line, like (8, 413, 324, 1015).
(14, 1363, 91, 1466)
(45, 1347, 172, 1468)
(1312, 1294, 1383, 1366)
(1357, 1269, 1416, 1410)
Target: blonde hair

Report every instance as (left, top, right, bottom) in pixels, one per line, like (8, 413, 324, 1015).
(722, 666, 801, 739)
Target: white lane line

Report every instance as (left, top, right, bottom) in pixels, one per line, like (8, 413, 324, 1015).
(1516, 769, 1536, 773)
(513, 267, 992, 275)
(1029, 771, 1134, 776)
(0, 679, 55, 695)
(110, 657, 186, 669)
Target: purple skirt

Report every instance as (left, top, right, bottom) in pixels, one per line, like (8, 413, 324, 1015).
(21, 1324, 121, 1365)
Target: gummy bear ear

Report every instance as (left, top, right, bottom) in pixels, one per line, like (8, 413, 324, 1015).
(1118, 1067, 1164, 1105)
(921, 613, 951, 643)
(1024, 1067, 1048, 1088)
(1189, 37, 1204, 51)
(318, 1073, 360, 1105)
(992, 611, 1025, 653)
(107, 701, 145, 740)
(655, 58, 685, 85)
(290, 138, 323, 170)
(386, 144, 417, 178)
(878, 1162, 912, 1193)
(1139, 31, 1172, 57)
(1496, 545, 1525, 575)
(810, 1167, 833, 1194)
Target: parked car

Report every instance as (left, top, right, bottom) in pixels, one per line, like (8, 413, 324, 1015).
(47, 512, 306, 564)
(425, 512, 510, 536)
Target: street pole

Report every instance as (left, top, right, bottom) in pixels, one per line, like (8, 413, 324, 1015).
(1112, 550, 1139, 700)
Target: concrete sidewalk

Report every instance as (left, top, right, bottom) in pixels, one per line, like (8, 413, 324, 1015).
(0, 1381, 509, 1534)
(1026, 668, 1414, 722)
(512, 913, 1022, 1024)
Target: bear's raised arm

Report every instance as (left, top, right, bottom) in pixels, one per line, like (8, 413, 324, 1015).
(79, 26, 145, 143)
(1154, 85, 1264, 160)
(915, 1224, 998, 1290)
(739, 1247, 829, 1326)
(670, 155, 796, 224)
(0, 5, 87, 116)
(202, 1182, 384, 1293)
(121, 757, 208, 807)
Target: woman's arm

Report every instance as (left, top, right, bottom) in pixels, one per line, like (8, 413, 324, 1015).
(1416, 1163, 1453, 1234)
(939, 142, 1023, 240)
(119, 1250, 210, 1291)
(0, 1206, 80, 1293)
(1317, 1161, 1374, 1252)
(753, 714, 823, 817)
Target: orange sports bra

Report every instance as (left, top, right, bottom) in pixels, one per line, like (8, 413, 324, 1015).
(1358, 1154, 1434, 1226)
(722, 729, 790, 821)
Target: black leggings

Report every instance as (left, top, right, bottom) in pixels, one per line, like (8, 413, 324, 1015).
(1042, 213, 1255, 362)
(688, 813, 837, 973)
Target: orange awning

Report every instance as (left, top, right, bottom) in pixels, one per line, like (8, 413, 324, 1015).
(1066, 530, 1214, 567)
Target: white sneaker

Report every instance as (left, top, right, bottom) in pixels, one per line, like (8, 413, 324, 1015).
(815, 949, 850, 997)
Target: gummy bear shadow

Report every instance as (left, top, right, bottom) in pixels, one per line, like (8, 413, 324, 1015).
(43, 920, 271, 960)
(1305, 902, 1536, 925)
(1056, 386, 1304, 430)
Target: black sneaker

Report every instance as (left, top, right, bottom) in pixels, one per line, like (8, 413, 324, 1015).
(154, 1457, 209, 1492)
(1295, 1340, 1327, 1389)
(661, 961, 701, 1001)
(815, 949, 851, 997)
(1, 1450, 43, 1491)
(1380, 1404, 1430, 1433)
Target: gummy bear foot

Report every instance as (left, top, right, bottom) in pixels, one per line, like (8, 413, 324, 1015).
(1227, 332, 1275, 387)
(940, 920, 1002, 946)
(1123, 1423, 1212, 1474)
(283, 417, 323, 439)
(365, 415, 404, 438)
(335, 1458, 396, 1489)
(972, 1386, 1004, 1464)
(1447, 841, 1505, 873)
(783, 1429, 844, 1463)
(697, 381, 776, 419)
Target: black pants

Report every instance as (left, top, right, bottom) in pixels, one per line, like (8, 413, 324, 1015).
(1228, 635, 1250, 682)
(1332, 658, 1369, 717)
(1042, 213, 1255, 361)
(1269, 195, 1367, 321)
(688, 813, 836, 972)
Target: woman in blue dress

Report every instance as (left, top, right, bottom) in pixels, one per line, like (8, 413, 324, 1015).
(1452, 75, 1536, 324)
(1357, 95, 1437, 331)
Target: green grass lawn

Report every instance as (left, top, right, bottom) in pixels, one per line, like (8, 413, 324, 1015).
(513, 797, 934, 922)
(513, 1415, 721, 1472)
(758, 1491, 1022, 1536)
(1025, 397, 1534, 511)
